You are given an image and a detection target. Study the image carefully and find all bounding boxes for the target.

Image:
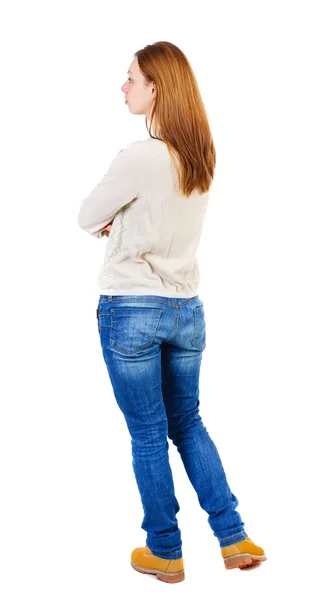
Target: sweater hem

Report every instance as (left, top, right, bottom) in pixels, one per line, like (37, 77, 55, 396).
(98, 286, 199, 299)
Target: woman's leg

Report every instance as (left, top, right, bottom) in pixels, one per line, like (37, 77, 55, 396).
(161, 300, 248, 549)
(97, 298, 182, 560)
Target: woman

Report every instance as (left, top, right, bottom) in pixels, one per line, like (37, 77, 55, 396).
(78, 41, 266, 584)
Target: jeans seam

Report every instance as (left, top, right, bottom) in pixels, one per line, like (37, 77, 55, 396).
(166, 307, 179, 342)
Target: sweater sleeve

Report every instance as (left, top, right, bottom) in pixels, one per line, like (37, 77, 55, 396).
(78, 140, 147, 238)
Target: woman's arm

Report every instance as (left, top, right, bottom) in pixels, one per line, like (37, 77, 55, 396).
(78, 141, 146, 237)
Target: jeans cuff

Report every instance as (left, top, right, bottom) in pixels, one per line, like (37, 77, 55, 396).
(148, 547, 183, 560)
(219, 531, 248, 548)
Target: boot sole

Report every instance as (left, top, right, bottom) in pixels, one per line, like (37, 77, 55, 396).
(224, 553, 267, 570)
(131, 561, 185, 583)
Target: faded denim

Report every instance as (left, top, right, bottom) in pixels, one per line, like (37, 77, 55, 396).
(96, 294, 248, 559)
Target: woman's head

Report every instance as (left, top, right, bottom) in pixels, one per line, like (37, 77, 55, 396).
(121, 41, 216, 196)
(121, 57, 156, 120)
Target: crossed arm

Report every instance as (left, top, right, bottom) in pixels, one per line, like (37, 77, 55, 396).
(78, 141, 146, 238)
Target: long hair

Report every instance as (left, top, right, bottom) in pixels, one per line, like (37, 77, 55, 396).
(134, 41, 216, 197)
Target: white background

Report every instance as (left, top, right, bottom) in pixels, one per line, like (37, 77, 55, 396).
(1, 0, 335, 598)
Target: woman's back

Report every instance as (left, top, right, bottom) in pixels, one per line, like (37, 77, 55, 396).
(79, 136, 211, 297)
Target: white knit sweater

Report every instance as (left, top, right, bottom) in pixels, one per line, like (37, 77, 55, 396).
(78, 137, 210, 298)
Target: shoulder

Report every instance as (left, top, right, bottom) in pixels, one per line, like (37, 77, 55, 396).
(115, 138, 169, 167)
(113, 140, 148, 172)
(117, 139, 147, 157)
(136, 137, 170, 161)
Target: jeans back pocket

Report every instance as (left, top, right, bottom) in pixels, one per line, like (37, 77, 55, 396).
(192, 305, 206, 350)
(107, 307, 163, 355)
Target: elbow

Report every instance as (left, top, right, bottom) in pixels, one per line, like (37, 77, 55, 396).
(78, 211, 89, 231)
(77, 213, 101, 238)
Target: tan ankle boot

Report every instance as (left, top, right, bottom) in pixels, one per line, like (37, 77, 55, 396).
(221, 537, 267, 569)
(131, 546, 185, 583)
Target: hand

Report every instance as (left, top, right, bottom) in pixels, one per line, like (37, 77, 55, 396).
(101, 223, 112, 237)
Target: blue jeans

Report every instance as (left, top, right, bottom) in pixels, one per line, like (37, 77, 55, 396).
(96, 294, 248, 559)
